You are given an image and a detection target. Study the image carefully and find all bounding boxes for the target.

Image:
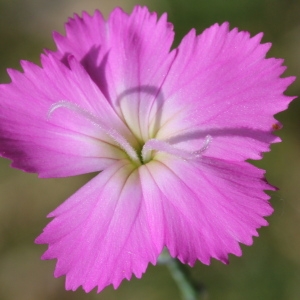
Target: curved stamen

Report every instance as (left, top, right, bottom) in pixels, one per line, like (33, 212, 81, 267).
(48, 101, 140, 163)
(142, 135, 212, 163)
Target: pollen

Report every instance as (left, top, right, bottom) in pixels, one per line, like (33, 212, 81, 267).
(272, 123, 282, 131)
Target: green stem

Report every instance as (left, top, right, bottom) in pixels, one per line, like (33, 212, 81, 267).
(158, 250, 205, 300)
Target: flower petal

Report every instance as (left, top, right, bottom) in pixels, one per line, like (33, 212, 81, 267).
(155, 23, 295, 160)
(52, 6, 176, 141)
(140, 154, 273, 265)
(35, 160, 161, 292)
(0, 54, 133, 177)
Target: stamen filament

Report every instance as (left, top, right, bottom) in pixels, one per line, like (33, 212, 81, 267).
(48, 101, 140, 163)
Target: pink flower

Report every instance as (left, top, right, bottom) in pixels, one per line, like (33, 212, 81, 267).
(0, 6, 295, 293)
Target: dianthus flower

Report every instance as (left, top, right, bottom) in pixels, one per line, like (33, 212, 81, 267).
(0, 5, 295, 293)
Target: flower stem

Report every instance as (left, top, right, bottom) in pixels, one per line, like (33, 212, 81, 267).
(158, 250, 206, 300)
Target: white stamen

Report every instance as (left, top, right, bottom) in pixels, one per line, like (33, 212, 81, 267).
(142, 135, 212, 162)
(48, 100, 140, 163)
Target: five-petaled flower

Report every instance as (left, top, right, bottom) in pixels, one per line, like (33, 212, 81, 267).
(0, 6, 295, 293)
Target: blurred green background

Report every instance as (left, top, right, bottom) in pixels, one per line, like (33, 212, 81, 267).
(0, 0, 300, 299)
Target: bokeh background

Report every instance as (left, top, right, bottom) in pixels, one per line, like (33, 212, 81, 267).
(1, 0, 300, 299)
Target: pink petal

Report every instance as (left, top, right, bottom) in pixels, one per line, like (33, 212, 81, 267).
(52, 6, 176, 141)
(140, 154, 274, 265)
(155, 23, 295, 160)
(35, 160, 161, 292)
(0, 54, 134, 177)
